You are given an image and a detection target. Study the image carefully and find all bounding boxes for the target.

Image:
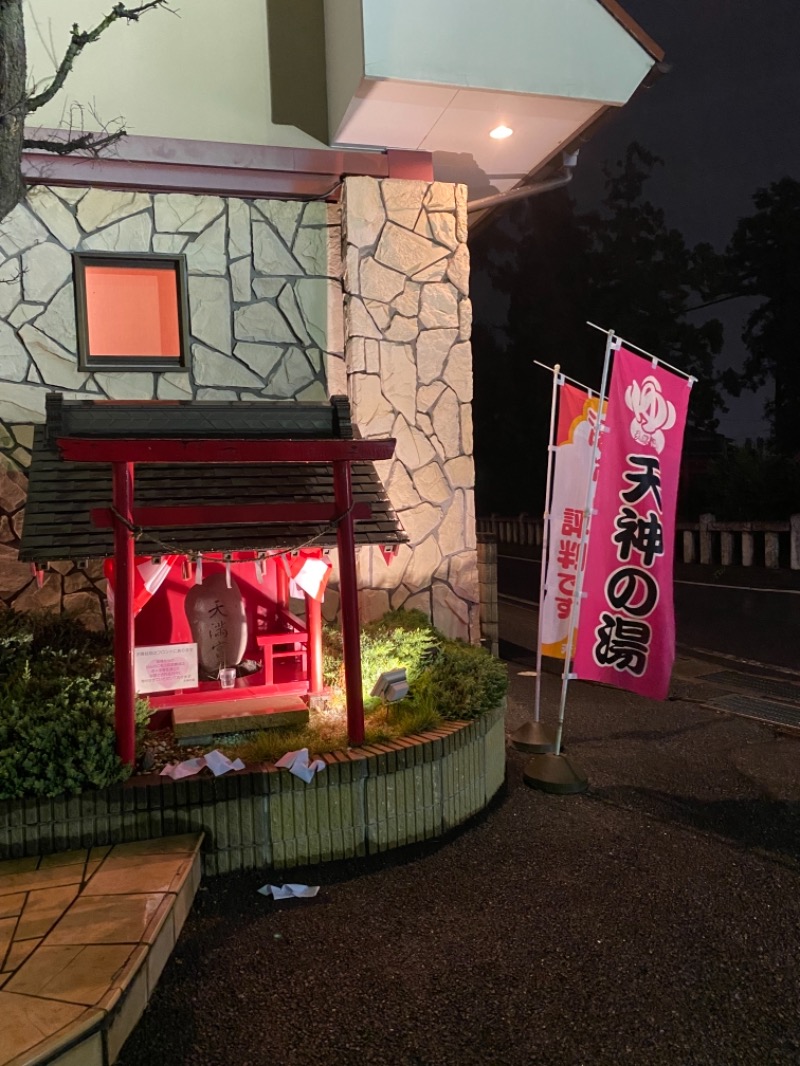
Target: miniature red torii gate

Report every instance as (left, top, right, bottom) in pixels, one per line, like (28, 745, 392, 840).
(56, 435, 396, 766)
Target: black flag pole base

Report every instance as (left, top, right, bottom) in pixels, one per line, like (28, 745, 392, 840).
(510, 721, 557, 754)
(523, 753, 588, 795)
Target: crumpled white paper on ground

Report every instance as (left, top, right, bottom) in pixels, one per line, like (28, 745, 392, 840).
(275, 747, 326, 783)
(258, 883, 320, 899)
(204, 750, 246, 776)
(160, 750, 245, 780)
(159, 756, 206, 780)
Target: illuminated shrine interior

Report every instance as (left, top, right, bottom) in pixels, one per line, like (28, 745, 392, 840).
(19, 393, 406, 743)
(136, 549, 328, 715)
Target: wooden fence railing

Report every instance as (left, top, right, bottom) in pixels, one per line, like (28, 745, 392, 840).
(477, 513, 800, 570)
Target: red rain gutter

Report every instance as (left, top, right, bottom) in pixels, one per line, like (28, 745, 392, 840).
(22, 130, 433, 199)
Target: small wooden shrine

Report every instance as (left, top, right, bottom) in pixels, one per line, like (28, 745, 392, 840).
(20, 394, 406, 763)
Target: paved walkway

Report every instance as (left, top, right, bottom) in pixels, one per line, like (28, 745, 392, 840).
(3, 618, 797, 1066)
(0, 834, 202, 1066)
(118, 660, 800, 1066)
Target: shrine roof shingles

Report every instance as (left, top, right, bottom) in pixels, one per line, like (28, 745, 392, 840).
(44, 393, 354, 443)
(19, 396, 405, 562)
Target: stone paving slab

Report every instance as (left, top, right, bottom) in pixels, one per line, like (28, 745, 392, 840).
(0, 833, 203, 1066)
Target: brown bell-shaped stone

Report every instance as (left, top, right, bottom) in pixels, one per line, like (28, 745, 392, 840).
(184, 571, 248, 678)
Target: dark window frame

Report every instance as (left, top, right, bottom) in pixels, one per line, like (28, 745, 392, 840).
(73, 251, 191, 372)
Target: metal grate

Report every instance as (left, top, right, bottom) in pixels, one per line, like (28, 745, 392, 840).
(707, 693, 800, 730)
(702, 670, 800, 704)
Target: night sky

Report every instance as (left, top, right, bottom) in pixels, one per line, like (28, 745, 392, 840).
(574, 0, 800, 249)
(486, 0, 800, 442)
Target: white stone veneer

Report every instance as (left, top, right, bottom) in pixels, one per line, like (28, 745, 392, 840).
(0, 187, 342, 619)
(0, 187, 341, 422)
(339, 178, 479, 642)
(0, 181, 478, 641)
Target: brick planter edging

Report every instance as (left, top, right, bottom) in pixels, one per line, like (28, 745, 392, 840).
(0, 703, 506, 874)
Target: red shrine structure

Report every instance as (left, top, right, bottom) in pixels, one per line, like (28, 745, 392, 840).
(19, 394, 406, 763)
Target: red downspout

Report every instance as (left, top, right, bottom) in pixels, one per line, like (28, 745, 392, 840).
(305, 591, 323, 694)
(333, 460, 364, 745)
(112, 462, 136, 767)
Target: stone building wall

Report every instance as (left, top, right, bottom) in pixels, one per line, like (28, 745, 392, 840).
(0, 186, 341, 419)
(0, 179, 478, 641)
(0, 187, 342, 621)
(339, 178, 479, 642)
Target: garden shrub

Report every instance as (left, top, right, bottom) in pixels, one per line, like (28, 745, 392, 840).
(0, 609, 148, 800)
(0, 609, 113, 682)
(323, 608, 439, 707)
(322, 608, 506, 722)
(411, 639, 508, 721)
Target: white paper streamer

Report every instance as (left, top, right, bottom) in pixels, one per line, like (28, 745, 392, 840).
(275, 748, 326, 784)
(258, 883, 319, 899)
(159, 749, 245, 780)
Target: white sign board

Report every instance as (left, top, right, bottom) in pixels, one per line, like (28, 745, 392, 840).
(135, 642, 198, 694)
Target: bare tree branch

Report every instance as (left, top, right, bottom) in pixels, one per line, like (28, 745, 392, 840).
(1, 0, 173, 221)
(26, 2, 169, 114)
(23, 130, 126, 156)
(0, 93, 28, 124)
(24, 100, 128, 158)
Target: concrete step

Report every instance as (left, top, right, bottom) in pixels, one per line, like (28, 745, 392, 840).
(172, 695, 309, 740)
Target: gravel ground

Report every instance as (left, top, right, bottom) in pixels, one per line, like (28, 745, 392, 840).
(139, 729, 208, 774)
(120, 658, 800, 1066)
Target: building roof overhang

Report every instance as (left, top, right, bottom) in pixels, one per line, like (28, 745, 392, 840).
(322, 0, 664, 200)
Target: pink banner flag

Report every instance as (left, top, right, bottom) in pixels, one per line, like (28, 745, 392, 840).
(540, 383, 604, 660)
(574, 348, 691, 699)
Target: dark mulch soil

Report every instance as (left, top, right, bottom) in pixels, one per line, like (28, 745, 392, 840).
(119, 665, 800, 1066)
(138, 728, 207, 774)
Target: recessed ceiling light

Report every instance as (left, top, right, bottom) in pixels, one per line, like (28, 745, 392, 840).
(489, 125, 513, 140)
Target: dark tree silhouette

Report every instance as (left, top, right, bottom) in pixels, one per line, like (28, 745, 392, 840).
(725, 177, 800, 457)
(470, 184, 591, 514)
(688, 440, 800, 521)
(0, 0, 168, 221)
(578, 144, 725, 432)
(470, 142, 725, 514)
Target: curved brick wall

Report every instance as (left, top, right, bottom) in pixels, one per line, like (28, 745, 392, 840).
(0, 704, 505, 874)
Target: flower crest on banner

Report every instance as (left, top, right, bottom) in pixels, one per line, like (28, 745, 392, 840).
(624, 375, 677, 454)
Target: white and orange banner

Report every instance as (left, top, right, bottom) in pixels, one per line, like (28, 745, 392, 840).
(574, 348, 690, 699)
(540, 383, 604, 660)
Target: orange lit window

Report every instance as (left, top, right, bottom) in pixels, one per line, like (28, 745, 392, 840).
(73, 253, 190, 370)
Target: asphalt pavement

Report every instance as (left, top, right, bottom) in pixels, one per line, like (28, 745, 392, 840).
(498, 553, 800, 672)
(120, 656, 800, 1066)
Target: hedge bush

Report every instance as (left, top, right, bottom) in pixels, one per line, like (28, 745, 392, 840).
(412, 639, 508, 721)
(323, 608, 507, 720)
(323, 608, 439, 707)
(0, 609, 148, 800)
